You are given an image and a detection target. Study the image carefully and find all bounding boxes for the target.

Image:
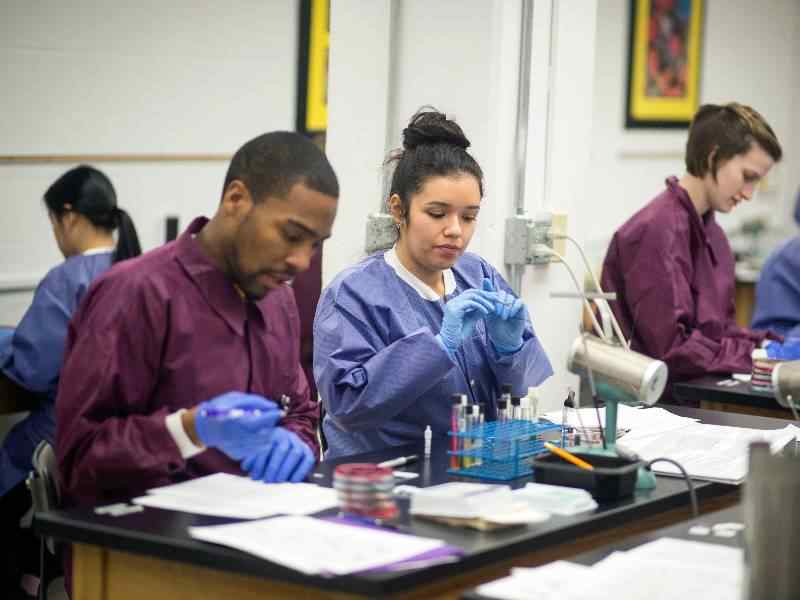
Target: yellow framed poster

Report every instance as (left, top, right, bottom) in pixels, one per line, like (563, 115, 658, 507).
(625, 0, 704, 129)
(296, 0, 329, 135)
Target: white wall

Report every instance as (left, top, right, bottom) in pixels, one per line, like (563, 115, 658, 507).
(0, 0, 299, 324)
(586, 0, 800, 265)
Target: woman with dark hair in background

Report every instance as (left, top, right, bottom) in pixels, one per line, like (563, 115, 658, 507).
(0, 165, 141, 598)
(314, 109, 553, 459)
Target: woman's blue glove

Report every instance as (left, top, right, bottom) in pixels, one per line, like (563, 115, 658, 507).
(195, 392, 282, 460)
(765, 340, 800, 360)
(482, 278, 527, 354)
(241, 427, 316, 483)
(436, 289, 496, 355)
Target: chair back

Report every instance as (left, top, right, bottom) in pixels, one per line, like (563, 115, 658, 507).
(27, 441, 61, 554)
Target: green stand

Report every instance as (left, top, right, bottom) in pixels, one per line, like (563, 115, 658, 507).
(570, 382, 656, 490)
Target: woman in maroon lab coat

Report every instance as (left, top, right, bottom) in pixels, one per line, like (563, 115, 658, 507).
(601, 103, 783, 402)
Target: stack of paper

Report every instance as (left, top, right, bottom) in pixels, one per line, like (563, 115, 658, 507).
(133, 473, 338, 518)
(476, 537, 742, 599)
(511, 483, 598, 517)
(408, 482, 550, 529)
(189, 515, 456, 575)
(618, 423, 800, 484)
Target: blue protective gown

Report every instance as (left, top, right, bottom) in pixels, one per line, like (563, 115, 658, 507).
(752, 237, 800, 340)
(0, 251, 113, 496)
(313, 250, 553, 459)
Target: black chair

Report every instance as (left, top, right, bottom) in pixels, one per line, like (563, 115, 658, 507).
(26, 441, 64, 600)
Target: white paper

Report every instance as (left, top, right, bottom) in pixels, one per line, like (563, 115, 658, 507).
(476, 561, 590, 599)
(478, 539, 742, 600)
(562, 539, 743, 600)
(542, 405, 698, 444)
(133, 473, 338, 519)
(408, 482, 549, 525)
(189, 515, 446, 575)
(409, 482, 512, 519)
(511, 483, 598, 516)
(618, 423, 799, 484)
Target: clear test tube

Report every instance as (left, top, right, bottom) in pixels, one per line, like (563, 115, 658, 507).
(500, 383, 513, 407)
(519, 396, 531, 422)
(462, 396, 473, 467)
(451, 394, 462, 469)
(511, 396, 521, 421)
(472, 404, 483, 465)
(526, 387, 540, 421)
(496, 399, 508, 423)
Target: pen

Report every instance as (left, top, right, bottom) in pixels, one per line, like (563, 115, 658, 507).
(378, 455, 419, 468)
(543, 442, 594, 470)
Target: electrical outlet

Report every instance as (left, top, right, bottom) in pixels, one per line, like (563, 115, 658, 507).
(548, 212, 568, 262)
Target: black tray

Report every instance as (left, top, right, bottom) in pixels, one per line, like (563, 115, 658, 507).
(531, 452, 641, 500)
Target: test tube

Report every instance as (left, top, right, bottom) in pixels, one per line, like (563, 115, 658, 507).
(496, 399, 508, 423)
(471, 404, 483, 465)
(462, 395, 473, 467)
(451, 394, 462, 469)
(511, 396, 521, 421)
(526, 387, 540, 421)
(519, 396, 531, 422)
(501, 383, 512, 401)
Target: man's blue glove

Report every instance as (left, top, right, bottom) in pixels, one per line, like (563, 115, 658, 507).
(482, 278, 527, 354)
(765, 340, 800, 360)
(436, 289, 496, 355)
(240, 427, 316, 483)
(195, 392, 282, 460)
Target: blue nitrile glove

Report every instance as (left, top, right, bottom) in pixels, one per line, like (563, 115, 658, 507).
(765, 340, 800, 360)
(240, 427, 316, 483)
(195, 392, 282, 460)
(436, 288, 497, 355)
(482, 278, 526, 354)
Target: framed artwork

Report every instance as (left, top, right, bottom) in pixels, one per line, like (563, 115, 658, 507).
(625, 0, 704, 129)
(296, 0, 329, 138)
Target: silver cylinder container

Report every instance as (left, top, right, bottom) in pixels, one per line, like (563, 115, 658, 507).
(772, 360, 800, 410)
(567, 334, 668, 406)
(744, 441, 800, 599)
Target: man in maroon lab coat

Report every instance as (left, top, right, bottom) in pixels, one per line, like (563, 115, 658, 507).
(601, 103, 783, 403)
(56, 131, 339, 510)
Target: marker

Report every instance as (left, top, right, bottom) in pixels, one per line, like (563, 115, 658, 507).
(378, 455, 419, 469)
(543, 442, 594, 470)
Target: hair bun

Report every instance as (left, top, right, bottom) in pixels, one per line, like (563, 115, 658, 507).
(402, 108, 470, 151)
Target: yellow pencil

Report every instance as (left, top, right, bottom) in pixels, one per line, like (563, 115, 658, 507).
(543, 442, 594, 471)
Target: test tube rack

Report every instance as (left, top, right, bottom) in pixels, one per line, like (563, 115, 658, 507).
(447, 419, 562, 481)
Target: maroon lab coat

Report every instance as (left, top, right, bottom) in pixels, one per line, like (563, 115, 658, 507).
(56, 217, 319, 509)
(601, 177, 778, 400)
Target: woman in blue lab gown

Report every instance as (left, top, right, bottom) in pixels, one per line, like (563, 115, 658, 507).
(752, 188, 800, 339)
(314, 109, 553, 459)
(0, 166, 141, 596)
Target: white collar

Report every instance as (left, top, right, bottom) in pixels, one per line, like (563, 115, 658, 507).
(81, 247, 115, 256)
(384, 247, 456, 301)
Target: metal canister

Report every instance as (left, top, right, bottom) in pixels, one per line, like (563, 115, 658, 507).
(567, 334, 667, 406)
(743, 441, 800, 599)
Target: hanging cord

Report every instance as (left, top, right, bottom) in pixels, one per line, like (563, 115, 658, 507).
(555, 233, 631, 350)
(536, 245, 609, 343)
(536, 244, 607, 448)
(646, 457, 699, 518)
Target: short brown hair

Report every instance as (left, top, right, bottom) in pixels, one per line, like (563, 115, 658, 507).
(685, 103, 782, 178)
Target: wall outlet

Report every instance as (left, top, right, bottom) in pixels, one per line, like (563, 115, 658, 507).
(549, 212, 568, 261)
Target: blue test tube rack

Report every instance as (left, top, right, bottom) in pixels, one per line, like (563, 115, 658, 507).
(447, 419, 562, 481)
